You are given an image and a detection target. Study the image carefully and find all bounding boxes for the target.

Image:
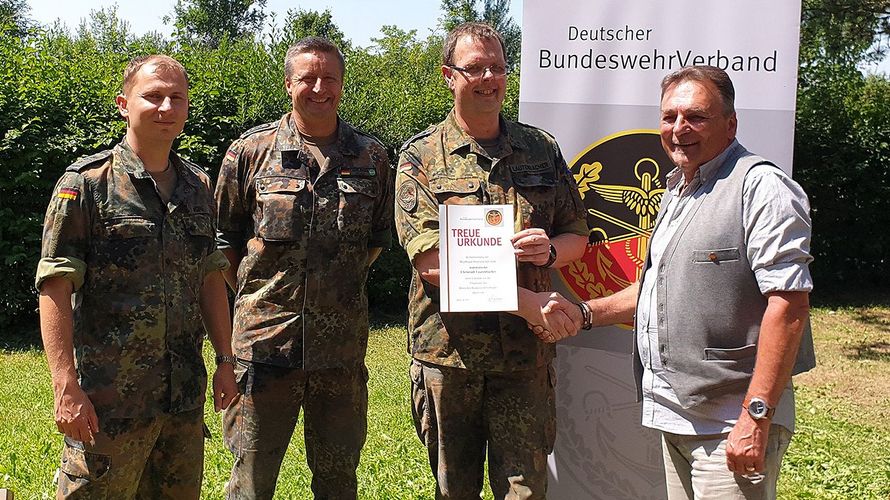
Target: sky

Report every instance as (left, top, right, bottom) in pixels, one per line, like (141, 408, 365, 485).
(26, 0, 524, 48)
(23, 0, 889, 74)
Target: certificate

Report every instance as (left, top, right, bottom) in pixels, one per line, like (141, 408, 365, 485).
(438, 204, 518, 312)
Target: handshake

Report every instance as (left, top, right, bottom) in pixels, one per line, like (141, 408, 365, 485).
(520, 290, 593, 344)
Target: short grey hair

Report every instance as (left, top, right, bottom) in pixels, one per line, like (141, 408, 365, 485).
(660, 65, 735, 116)
(284, 36, 345, 78)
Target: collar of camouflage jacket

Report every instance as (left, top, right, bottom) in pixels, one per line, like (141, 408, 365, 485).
(114, 139, 202, 208)
(275, 113, 362, 157)
(115, 139, 185, 180)
(442, 108, 525, 159)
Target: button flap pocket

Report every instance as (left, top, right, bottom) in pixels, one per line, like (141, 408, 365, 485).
(256, 176, 307, 195)
(103, 216, 157, 238)
(693, 248, 741, 263)
(429, 177, 482, 194)
(512, 172, 556, 188)
(60, 438, 111, 480)
(184, 213, 213, 237)
(337, 177, 379, 197)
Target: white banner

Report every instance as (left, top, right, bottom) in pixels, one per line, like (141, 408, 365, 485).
(518, 1, 802, 498)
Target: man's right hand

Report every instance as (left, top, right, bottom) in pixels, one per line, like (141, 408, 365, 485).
(54, 380, 99, 445)
(543, 292, 583, 330)
(520, 291, 581, 342)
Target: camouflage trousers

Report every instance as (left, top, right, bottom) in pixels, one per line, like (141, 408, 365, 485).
(223, 360, 369, 499)
(55, 407, 204, 499)
(410, 360, 556, 500)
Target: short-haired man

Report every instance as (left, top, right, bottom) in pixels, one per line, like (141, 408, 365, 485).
(215, 37, 393, 498)
(394, 22, 588, 498)
(543, 65, 815, 499)
(37, 54, 237, 498)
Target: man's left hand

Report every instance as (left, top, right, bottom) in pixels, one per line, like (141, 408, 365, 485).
(511, 228, 551, 266)
(212, 363, 239, 412)
(725, 410, 770, 474)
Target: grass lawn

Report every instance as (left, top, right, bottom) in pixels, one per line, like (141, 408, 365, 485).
(1, 306, 888, 499)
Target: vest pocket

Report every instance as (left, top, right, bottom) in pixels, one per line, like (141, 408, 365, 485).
(704, 344, 757, 361)
(693, 247, 740, 264)
(255, 176, 307, 241)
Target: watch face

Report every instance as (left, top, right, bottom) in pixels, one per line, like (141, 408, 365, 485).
(749, 399, 766, 418)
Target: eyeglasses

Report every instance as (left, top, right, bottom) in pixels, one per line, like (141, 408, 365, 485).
(445, 64, 508, 78)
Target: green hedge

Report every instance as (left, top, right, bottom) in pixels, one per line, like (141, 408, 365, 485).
(2, 9, 888, 330)
(0, 18, 522, 328)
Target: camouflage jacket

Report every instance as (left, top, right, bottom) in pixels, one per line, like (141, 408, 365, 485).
(215, 114, 394, 370)
(395, 110, 588, 372)
(35, 140, 229, 419)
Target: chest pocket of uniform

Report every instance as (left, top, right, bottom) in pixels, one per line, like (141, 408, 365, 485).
(512, 172, 557, 227)
(182, 212, 213, 259)
(512, 171, 557, 190)
(256, 176, 308, 242)
(102, 216, 158, 239)
(430, 176, 484, 205)
(337, 177, 379, 239)
(97, 216, 159, 268)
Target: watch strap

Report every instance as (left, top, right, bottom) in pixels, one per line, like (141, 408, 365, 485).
(215, 354, 237, 366)
(541, 244, 557, 268)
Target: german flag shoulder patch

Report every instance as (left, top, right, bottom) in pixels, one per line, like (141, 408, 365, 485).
(57, 187, 80, 201)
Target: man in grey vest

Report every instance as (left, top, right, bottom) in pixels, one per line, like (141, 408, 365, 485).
(539, 65, 815, 499)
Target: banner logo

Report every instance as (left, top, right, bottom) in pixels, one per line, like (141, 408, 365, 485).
(559, 130, 671, 326)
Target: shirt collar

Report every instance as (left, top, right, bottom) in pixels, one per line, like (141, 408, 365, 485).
(115, 138, 184, 180)
(442, 108, 520, 158)
(666, 139, 741, 191)
(277, 113, 361, 156)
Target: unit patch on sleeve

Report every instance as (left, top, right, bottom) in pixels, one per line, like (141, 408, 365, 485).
(397, 180, 418, 212)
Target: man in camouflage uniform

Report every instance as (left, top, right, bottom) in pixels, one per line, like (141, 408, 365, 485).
(36, 55, 238, 499)
(394, 22, 589, 499)
(215, 37, 393, 499)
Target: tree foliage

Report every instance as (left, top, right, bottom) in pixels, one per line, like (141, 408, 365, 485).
(277, 8, 348, 50)
(3, 1, 888, 328)
(0, 7, 524, 328)
(795, 0, 890, 286)
(440, 0, 521, 66)
(801, 0, 890, 63)
(167, 0, 267, 48)
(0, 0, 29, 36)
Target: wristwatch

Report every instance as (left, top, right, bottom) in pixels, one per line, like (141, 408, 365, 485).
(540, 244, 557, 268)
(215, 354, 237, 366)
(743, 396, 775, 420)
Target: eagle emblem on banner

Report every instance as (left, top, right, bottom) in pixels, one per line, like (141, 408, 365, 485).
(558, 130, 671, 327)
